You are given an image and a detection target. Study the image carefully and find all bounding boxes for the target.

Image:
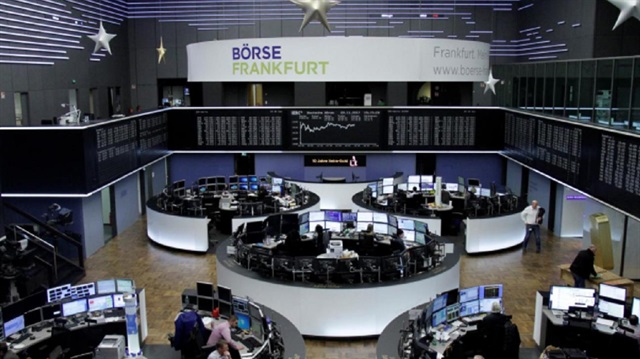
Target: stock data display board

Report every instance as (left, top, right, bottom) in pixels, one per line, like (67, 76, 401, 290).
(287, 109, 382, 150)
(168, 109, 283, 150)
(503, 111, 640, 219)
(387, 108, 503, 150)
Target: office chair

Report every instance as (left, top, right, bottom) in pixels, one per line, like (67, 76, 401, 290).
(359, 256, 381, 282)
(273, 255, 295, 281)
(312, 257, 337, 283)
(293, 257, 314, 282)
(334, 257, 363, 284)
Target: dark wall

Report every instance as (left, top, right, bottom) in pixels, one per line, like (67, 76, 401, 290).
(167, 153, 235, 185)
(435, 154, 504, 187)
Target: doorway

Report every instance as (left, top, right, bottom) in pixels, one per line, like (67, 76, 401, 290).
(101, 186, 116, 242)
(14, 92, 28, 126)
(235, 153, 255, 175)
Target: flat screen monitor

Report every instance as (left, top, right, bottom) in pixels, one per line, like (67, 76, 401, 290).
(198, 177, 208, 186)
(468, 178, 480, 187)
(373, 223, 387, 234)
(446, 303, 460, 322)
(198, 296, 214, 313)
(549, 286, 597, 311)
(70, 283, 95, 299)
(236, 312, 251, 331)
(228, 176, 239, 183)
(239, 184, 249, 191)
(250, 184, 259, 191)
(480, 284, 503, 299)
(598, 298, 625, 319)
(47, 284, 71, 302)
(239, 177, 249, 183)
(88, 295, 114, 312)
(299, 222, 310, 234)
(217, 285, 232, 303)
(272, 177, 283, 185)
(459, 286, 480, 303)
(173, 179, 186, 189)
(251, 318, 264, 340)
(421, 182, 434, 191)
(310, 221, 324, 231)
(356, 222, 371, 231)
(445, 183, 458, 192)
(249, 176, 258, 183)
(398, 183, 408, 191)
(431, 308, 447, 327)
(3, 315, 25, 337)
(432, 294, 447, 312)
(357, 212, 373, 222)
(197, 282, 214, 298)
(325, 211, 342, 222)
(457, 176, 465, 186)
(299, 212, 309, 223)
(42, 303, 62, 320)
(342, 212, 357, 222)
(382, 185, 394, 194)
(479, 188, 491, 197)
(325, 221, 342, 232)
(388, 215, 398, 228)
(457, 184, 465, 193)
(632, 297, 640, 317)
(216, 176, 227, 184)
(373, 212, 388, 223)
(414, 221, 428, 233)
(228, 184, 239, 191)
(271, 184, 281, 193)
(404, 230, 415, 242)
(96, 279, 117, 295)
(216, 184, 226, 191)
(422, 175, 434, 183)
(233, 297, 249, 314)
(116, 279, 134, 293)
(599, 283, 626, 302)
(480, 298, 502, 313)
(408, 175, 420, 184)
(382, 177, 394, 186)
(398, 218, 415, 231)
(113, 294, 126, 308)
(219, 301, 232, 319)
(415, 232, 425, 244)
(444, 288, 459, 306)
(62, 299, 88, 317)
(460, 300, 480, 317)
(309, 211, 324, 222)
(24, 308, 42, 327)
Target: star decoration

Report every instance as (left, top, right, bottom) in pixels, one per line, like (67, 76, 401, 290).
(289, 0, 340, 32)
(87, 21, 116, 55)
(483, 69, 500, 95)
(157, 36, 167, 64)
(607, 0, 640, 30)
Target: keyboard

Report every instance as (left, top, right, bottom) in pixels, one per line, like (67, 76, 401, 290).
(242, 337, 262, 349)
(595, 318, 615, 327)
(450, 320, 464, 328)
(11, 333, 31, 344)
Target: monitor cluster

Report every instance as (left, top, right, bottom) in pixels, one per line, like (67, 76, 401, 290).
(549, 284, 638, 320)
(298, 210, 430, 244)
(192, 281, 234, 320)
(422, 284, 504, 330)
(370, 175, 498, 198)
(1, 278, 135, 340)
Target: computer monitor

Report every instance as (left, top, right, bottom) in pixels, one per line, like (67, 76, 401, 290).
(70, 283, 95, 299)
(468, 178, 480, 187)
(233, 297, 249, 314)
(415, 232, 425, 244)
(382, 185, 394, 194)
(116, 279, 134, 293)
(457, 184, 465, 193)
(218, 301, 232, 319)
(373, 212, 388, 223)
(234, 312, 251, 331)
(404, 230, 415, 241)
(356, 222, 371, 231)
(197, 282, 214, 298)
(42, 303, 62, 320)
(88, 295, 114, 312)
(397, 183, 408, 191)
(249, 176, 258, 183)
(599, 283, 626, 302)
(24, 308, 42, 327)
(299, 222, 310, 234)
(460, 300, 480, 317)
(431, 308, 447, 327)
(325, 211, 342, 222)
(432, 294, 448, 312)
(298, 212, 309, 224)
(398, 218, 415, 231)
(445, 183, 458, 192)
(3, 315, 25, 337)
(443, 288, 459, 306)
(271, 184, 281, 194)
(47, 284, 72, 302)
(408, 175, 420, 184)
(325, 221, 343, 232)
(113, 294, 126, 308)
(459, 286, 480, 303)
(421, 182, 434, 191)
(173, 179, 186, 189)
(421, 175, 434, 183)
(228, 176, 238, 183)
(382, 177, 394, 186)
(480, 298, 502, 313)
(342, 212, 357, 222)
(198, 296, 214, 313)
(598, 298, 625, 319)
(388, 215, 398, 228)
(480, 284, 503, 299)
(414, 221, 428, 233)
(96, 279, 117, 295)
(373, 223, 387, 234)
(549, 286, 597, 311)
(446, 304, 460, 322)
(632, 297, 640, 317)
(250, 183, 259, 191)
(217, 285, 232, 303)
(229, 184, 239, 191)
(62, 298, 88, 317)
(357, 212, 373, 222)
(239, 184, 249, 191)
(198, 177, 208, 186)
(272, 177, 283, 186)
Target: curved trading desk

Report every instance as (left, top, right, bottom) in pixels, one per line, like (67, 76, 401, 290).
(268, 171, 403, 210)
(146, 191, 320, 252)
(217, 238, 461, 337)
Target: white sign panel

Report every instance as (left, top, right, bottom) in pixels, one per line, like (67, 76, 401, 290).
(187, 37, 490, 82)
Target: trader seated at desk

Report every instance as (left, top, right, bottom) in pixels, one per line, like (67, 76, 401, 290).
(206, 315, 244, 359)
(391, 229, 407, 253)
(340, 222, 357, 237)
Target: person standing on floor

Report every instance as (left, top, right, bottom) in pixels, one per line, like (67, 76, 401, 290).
(569, 244, 599, 288)
(520, 200, 545, 253)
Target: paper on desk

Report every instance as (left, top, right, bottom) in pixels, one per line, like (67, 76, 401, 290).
(445, 243, 454, 254)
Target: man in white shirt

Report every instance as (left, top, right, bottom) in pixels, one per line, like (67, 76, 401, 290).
(208, 342, 231, 359)
(520, 200, 544, 253)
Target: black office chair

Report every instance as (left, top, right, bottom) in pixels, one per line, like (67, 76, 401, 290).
(273, 255, 295, 281)
(293, 256, 314, 282)
(381, 254, 405, 280)
(359, 256, 381, 282)
(334, 257, 362, 284)
(312, 257, 337, 283)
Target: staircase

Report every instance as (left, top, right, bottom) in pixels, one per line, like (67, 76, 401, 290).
(2, 203, 85, 298)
